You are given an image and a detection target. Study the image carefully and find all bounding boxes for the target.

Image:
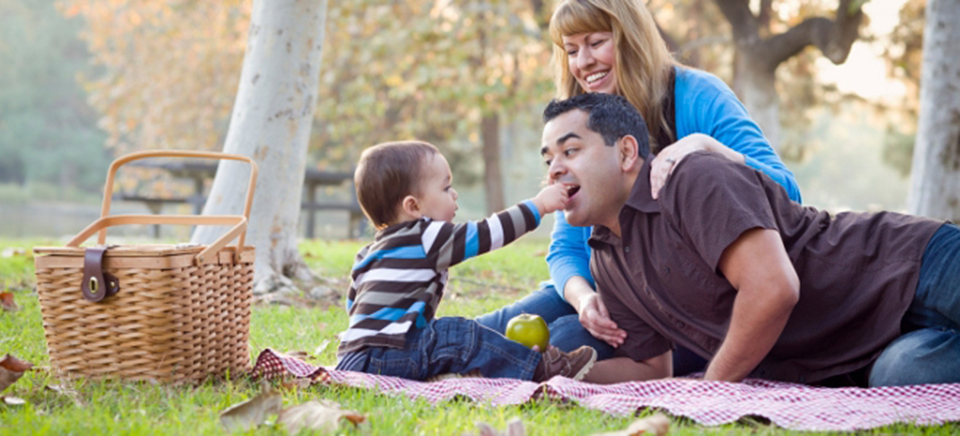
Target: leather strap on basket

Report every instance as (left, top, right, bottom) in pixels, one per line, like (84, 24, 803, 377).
(81, 246, 120, 303)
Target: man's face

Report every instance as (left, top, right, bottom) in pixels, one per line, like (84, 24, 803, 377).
(541, 109, 625, 228)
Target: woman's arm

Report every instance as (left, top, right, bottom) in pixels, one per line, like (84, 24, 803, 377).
(546, 210, 595, 296)
(652, 69, 802, 202)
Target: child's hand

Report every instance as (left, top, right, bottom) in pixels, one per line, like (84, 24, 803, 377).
(533, 183, 569, 215)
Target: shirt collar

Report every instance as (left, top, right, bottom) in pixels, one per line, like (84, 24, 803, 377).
(624, 156, 659, 213)
(375, 217, 430, 240)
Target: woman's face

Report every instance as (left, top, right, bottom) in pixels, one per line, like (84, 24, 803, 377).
(562, 31, 617, 94)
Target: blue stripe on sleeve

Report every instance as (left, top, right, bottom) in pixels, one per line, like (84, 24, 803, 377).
(464, 221, 479, 259)
(352, 245, 427, 271)
(522, 200, 541, 225)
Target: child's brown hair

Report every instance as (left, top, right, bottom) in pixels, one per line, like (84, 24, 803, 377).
(354, 140, 439, 229)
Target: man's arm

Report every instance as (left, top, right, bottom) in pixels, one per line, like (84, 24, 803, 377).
(583, 351, 672, 384)
(704, 228, 800, 382)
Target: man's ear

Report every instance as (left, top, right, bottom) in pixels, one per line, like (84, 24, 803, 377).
(617, 135, 641, 170)
(401, 195, 421, 218)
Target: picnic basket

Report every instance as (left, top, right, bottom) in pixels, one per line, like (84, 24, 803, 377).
(33, 150, 258, 383)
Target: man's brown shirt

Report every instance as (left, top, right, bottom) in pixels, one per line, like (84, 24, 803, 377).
(589, 151, 943, 384)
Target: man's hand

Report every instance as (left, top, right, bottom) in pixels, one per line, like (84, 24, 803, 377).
(704, 228, 800, 382)
(563, 277, 626, 347)
(532, 183, 569, 216)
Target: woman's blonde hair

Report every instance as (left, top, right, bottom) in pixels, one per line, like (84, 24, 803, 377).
(550, 0, 677, 151)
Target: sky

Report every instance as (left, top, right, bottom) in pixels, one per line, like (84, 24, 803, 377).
(816, 0, 910, 103)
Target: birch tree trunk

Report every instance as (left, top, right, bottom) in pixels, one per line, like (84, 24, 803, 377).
(192, 0, 328, 294)
(908, 0, 960, 222)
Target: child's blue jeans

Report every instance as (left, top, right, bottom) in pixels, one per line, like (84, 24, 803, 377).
(335, 317, 541, 381)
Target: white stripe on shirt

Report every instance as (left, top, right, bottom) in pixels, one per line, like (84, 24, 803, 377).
(421, 220, 444, 253)
(487, 213, 504, 250)
(354, 268, 438, 286)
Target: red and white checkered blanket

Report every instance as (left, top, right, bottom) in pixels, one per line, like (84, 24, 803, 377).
(251, 348, 960, 431)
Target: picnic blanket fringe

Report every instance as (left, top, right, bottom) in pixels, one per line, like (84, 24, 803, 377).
(251, 348, 960, 432)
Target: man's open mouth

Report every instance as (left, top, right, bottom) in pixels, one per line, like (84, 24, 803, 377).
(566, 184, 580, 198)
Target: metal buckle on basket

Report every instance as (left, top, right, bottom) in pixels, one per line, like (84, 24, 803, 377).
(81, 245, 121, 303)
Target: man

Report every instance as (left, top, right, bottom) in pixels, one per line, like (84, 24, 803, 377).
(540, 92, 960, 387)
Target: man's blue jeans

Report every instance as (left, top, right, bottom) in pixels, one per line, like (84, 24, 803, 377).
(869, 223, 960, 386)
(475, 283, 707, 376)
(335, 317, 540, 381)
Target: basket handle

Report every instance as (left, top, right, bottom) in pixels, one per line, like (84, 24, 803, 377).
(98, 150, 259, 249)
(67, 215, 248, 265)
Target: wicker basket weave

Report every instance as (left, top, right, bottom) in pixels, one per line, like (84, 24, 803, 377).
(33, 151, 258, 383)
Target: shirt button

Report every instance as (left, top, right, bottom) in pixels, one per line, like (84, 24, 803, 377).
(624, 246, 630, 253)
(799, 376, 806, 383)
(676, 321, 685, 328)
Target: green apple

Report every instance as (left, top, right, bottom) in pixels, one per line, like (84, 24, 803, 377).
(505, 313, 550, 350)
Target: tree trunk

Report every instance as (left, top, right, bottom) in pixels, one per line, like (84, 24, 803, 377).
(481, 113, 505, 215)
(732, 52, 780, 149)
(192, 0, 328, 295)
(713, 0, 863, 151)
(908, 0, 960, 222)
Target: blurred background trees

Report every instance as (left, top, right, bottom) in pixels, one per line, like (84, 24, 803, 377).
(0, 0, 954, 234)
(0, 0, 109, 194)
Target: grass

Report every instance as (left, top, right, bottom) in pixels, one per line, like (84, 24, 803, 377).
(0, 237, 956, 435)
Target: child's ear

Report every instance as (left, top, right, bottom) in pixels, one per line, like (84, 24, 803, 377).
(401, 195, 421, 218)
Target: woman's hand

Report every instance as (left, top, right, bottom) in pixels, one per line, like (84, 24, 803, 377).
(650, 134, 745, 199)
(577, 292, 627, 348)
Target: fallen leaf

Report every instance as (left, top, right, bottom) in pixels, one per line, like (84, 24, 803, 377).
(277, 400, 365, 434)
(467, 418, 525, 436)
(0, 293, 17, 312)
(592, 413, 670, 436)
(2, 396, 26, 406)
(219, 389, 282, 432)
(313, 340, 331, 356)
(46, 384, 84, 407)
(0, 354, 33, 392)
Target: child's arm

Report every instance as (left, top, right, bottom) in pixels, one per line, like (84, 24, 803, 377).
(430, 184, 568, 269)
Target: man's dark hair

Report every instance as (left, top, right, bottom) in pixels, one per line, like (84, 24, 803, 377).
(355, 141, 439, 229)
(543, 93, 651, 158)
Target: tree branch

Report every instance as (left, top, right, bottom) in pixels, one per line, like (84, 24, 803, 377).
(713, 0, 759, 46)
(758, 0, 773, 33)
(759, 0, 864, 68)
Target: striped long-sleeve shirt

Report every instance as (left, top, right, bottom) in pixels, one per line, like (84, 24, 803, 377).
(337, 201, 541, 356)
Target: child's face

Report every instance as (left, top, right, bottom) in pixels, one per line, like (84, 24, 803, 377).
(415, 153, 459, 222)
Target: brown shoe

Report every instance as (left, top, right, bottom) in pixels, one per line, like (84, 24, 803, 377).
(533, 346, 597, 382)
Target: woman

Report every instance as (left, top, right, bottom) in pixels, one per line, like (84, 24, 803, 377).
(475, 0, 802, 377)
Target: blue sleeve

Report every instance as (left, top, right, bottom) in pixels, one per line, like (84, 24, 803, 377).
(674, 69, 802, 203)
(546, 211, 595, 299)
